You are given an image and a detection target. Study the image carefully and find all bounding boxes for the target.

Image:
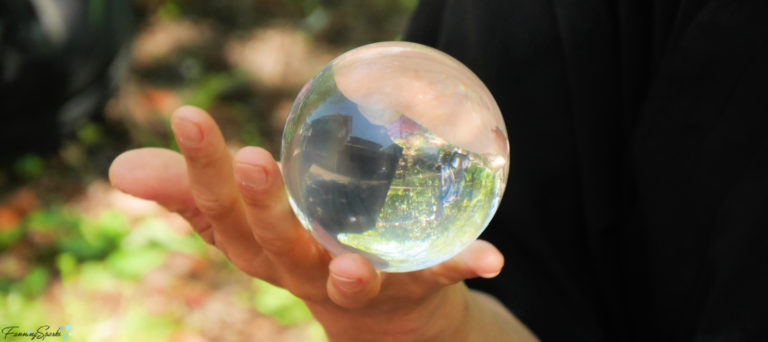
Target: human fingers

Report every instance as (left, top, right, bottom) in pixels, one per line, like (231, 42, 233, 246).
(170, 106, 264, 271)
(233, 147, 331, 298)
(424, 239, 504, 286)
(379, 239, 503, 303)
(326, 253, 382, 309)
(232, 146, 306, 253)
(108, 148, 211, 242)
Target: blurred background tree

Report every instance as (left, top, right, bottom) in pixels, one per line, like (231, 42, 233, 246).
(0, 1, 416, 340)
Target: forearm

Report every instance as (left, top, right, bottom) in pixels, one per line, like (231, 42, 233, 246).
(313, 282, 539, 342)
(464, 286, 539, 342)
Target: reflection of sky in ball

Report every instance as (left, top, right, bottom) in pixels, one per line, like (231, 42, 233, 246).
(307, 77, 396, 150)
(282, 42, 508, 272)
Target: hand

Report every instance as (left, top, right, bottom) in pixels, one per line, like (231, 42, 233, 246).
(109, 106, 532, 341)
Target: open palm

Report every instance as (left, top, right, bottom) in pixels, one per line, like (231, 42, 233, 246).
(109, 106, 509, 341)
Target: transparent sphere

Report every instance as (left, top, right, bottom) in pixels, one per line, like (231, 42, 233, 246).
(281, 42, 509, 272)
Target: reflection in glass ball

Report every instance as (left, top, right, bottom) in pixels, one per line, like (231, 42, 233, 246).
(281, 42, 509, 272)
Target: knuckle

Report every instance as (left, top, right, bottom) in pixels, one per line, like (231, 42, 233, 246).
(258, 233, 297, 255)
(196, 222, 215, 244)
(177, 207, 216, 245)
(258, 227, 309, 255)
(231, 253, 266, 278)
(184, 146, 220, 170)
(193, 191, 238, 220)
(178, 207, 206, 228)
(239, 187, 274, 209)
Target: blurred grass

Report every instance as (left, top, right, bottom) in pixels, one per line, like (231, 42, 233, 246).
(0, 0, 416, 340)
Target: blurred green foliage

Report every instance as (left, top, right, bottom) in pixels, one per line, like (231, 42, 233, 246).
(157, 0, 182, 20)
(185, 72, 245, 111)
(0, 200, 326, 339)
(17, 266, 49, 298)
(12, 154, 46, 180)
(76, 122, 104, 147)
(0, 0, 416, 339)
(253, 279, 314, 326)
(0, 208, 129, 294)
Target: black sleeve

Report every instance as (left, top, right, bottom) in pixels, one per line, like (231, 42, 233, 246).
(403, 1, 621, 340)
(402, 0, 446, 47)
(401, 1, 768, 341)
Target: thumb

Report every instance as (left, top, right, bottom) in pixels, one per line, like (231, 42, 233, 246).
(425, 240, 504, 287)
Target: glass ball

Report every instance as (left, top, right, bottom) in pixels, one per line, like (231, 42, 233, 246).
(281, 42, 509, 272)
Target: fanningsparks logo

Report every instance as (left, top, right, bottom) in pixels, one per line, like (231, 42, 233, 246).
(1, 324, 73, 340)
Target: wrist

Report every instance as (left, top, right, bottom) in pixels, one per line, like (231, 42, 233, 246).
(307, 282, 472, 342)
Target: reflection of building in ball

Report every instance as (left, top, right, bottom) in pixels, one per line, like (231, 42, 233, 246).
(281, 42, 509, 272)
(301, 114, 403, 236)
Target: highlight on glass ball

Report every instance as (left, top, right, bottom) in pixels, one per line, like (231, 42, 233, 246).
(281, 41, 509, 272)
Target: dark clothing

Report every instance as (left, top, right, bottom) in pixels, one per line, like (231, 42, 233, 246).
(405, 1, 768, 340)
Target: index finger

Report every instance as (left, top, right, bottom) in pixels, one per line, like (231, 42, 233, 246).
(171, 106, 262, 265)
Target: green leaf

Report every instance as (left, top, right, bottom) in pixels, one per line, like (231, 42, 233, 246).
(19, 266, 49, 298)
(253, 279, 313, 325)
(25, 206, 79, 232)
(105, 247, 167, 279)
(0, 224, 23, 250)
(158, 0, 181, 20)
(56, 253, 78, 281)
(13, 154, 45, 179)
(95, 210, 130, 241)
(185, 73, 241, 110)
(76, 122, 103, 146)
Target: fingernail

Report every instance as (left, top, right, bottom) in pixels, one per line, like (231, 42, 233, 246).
(173, 117, 203, 145)
(480, 271, 501, 279)
(332, 273, 362, 292)
(236, 162, 268, 190)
